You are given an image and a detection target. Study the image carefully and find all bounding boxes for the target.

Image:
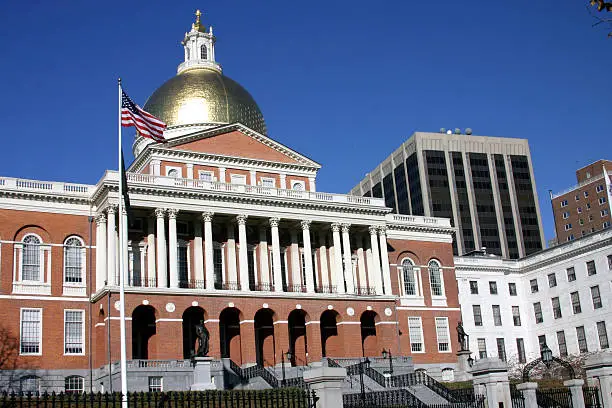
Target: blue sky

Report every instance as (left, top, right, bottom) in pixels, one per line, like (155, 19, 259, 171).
(1, 1, 611, 243)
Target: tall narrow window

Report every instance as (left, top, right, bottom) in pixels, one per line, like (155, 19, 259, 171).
(577, 326, 588, 353)
(557, 330, 567, 357)
(571, 291, 582, 314)
(64, 237, 83, 284)
(489, 281, 498, 295)
(177, 243, 188, 287)
(200, 45, 208, 60)
(548, 273, 557, 288)
(408, 317, 424, 352)
(473, 305, 483, 326)
(533, 302, 543, 323)
(469, 281, 478, 294)
(512, 306, 521, 326)
(20, 309, 41, 354)
(530, 279, 539, 293)
(608, 255, 612, 270)
(64, 310, 84, 354)
(435, 317, 450, 352)
(516, 338, 526, 363)
(567, 267, 576, 282)
(22, 235, 41, 281)
(552, 297, 562, 319)
(492, 305, 502, 326)
(477, 338, 487, 359)
(402, 259, 416, 295)
(587, 260, 597, 276)
(428, 261, 442, 296)
(496, 338, 506, 361)
(538, 335, 547, 351)
(508, 282, 517, 296)
(213, 244, 223, 289)
(591, 285, 602, 309)
(597, 321, 609, 349)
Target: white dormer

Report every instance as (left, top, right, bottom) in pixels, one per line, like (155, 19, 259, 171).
(177, 10, 222, 75)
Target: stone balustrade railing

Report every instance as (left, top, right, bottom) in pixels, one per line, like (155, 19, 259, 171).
(0, 177, 91, 195)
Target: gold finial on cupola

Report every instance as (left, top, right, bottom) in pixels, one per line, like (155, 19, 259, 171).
(192, 9, 206, 33)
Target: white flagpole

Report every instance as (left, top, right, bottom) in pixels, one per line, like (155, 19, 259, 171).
(117, 78, 128, 408)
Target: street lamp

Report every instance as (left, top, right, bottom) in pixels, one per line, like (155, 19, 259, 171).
(541, 343, 553, 368)
(281, 349, 287, 386)
(467, 355, 474, 368)
(358, 357, 371, 400)
(382, 348, 394, 375)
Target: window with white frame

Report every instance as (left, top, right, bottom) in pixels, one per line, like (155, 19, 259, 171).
(64, 310, 84, 354)
(597, 321, 609, 349)
(230, 174, 247, 185)
(562, 212, 569, 219)
(577, 326, 588, 353)
(200, 44, 207, 60)
(291, 181, 305, 191)
(577, 207, 582, 214)
(149, 376, 163, 392)
(564, 223, 572, 231)
(585, 191, 589, 198)
(441, 368, 454, 382)
(597, 184, 605, 193)
(64, 237, 84, 284)
(166, 167, 181, 178)
(177, 240, 189, 287)
(428, 260, 443, 296)
(568, 234, 575, 241)
(604, 221, 611, 229)
(401, 259, 416, 296)
(198, 170, 214, 182)
(260, 177, 275, 188)
(561, 200, 568, 207)
(435, 317, 451, 352)
(557, 330, 568, 357)
(408, 317, 424, 352)
(600, 196, 607, 205)
(22, 235, 41, 281)
(65, 376, 84, 393)
(591, 285, 602, 309)
(477, 338, 487, 359)
(20, 375, 40, 395)
(602, 209, 609, 217)
(20, 308, 41, 354)
(213, 242, 224, 289)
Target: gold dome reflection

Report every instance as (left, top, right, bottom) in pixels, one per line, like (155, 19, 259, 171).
(178, 97, 209, 125)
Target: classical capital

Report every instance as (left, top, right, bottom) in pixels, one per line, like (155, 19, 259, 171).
(378, 225, 388, 235)
(300, 220, 312, 230)
(331, 223, 341, 232)
(202, 211, 214, 223)
(269, 217, 280, 228)
(369, 225, 379, 235)
(154, 208, 166, 218)
(106, 204, 118, 215)
(95, 213, 107, 225)
(236, 214, 248, 225)
(341, 224, 351, 233)
(167, 209, 179, 219)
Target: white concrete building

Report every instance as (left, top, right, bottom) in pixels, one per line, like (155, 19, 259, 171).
(455, 229, 612, 365)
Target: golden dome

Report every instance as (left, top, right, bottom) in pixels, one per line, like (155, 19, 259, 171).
(143, 69, 267, 135)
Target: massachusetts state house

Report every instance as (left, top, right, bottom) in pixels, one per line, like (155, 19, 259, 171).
(0, 11, 460, 393)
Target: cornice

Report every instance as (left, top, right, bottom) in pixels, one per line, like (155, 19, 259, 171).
(387, 222, 456, 236)
(0, 189, 92, 206)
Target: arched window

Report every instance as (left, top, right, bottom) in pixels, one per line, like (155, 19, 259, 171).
(20, 375, 40, 395)
(428, 260, 443, 296)
(441, 368, 454, 382)
(292, 181, 305, 191)
(64, 237, 83, 284)
(200, 45, 208, 60)
(65, 375, 84, 393)
(22, 235, 41, 281)
(402, 259, 416, 296)
(167, 169, 179, 178)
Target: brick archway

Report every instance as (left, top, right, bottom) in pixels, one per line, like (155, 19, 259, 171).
(254, 308, 276, 367)
(360, 311, 379, 357)
(288, 309, 309, 366)
(320, 310, 342, 357)
(132, 305, 157, 360)
(182, 306, 206, 359)
(219, 307, 242, 364)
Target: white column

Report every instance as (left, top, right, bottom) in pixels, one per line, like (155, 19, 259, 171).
(301, 220, 315, 293)
(203, 212, 215, 290)
(193, 218, 204, 286)
(378, 226, 392, 295)
(270, 217, 283, 292)
(186, 163, 194, 179)
(357, 236, 367, 290)
(151, 160, 161, 176)
(341, 224, 355, 294)
(290, 229, 301, 289)
(147, 217, 156, 286)
(258, 226, 270, 289)
(365, 240, 374, 288)
(369, 226, 383, 295)
(168, 209, 179, 288)
(249, 170, 257, 186)
(155, 208, 167, 288)
(226, 223, 238, 287)
(280, 173, 287, 189)
(95, 214, 107, 290)
(318, 232, 329, 290)
(219, 167, 226, 183)
(331, 223, 345, 294)
(106, 206, 117, 286)
(308, 177, 316, 192)
(237, 215, 250, 291)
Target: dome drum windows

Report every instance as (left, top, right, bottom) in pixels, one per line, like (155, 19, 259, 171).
(13, 234, 51, 295)
(200, 44, 208, 60)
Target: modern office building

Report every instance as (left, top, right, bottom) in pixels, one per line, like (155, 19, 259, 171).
(550, 159, 612, 244)
(350, 131, 546, 258)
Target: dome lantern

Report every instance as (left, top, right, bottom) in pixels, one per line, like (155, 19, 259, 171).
(178, 10, 221, 75)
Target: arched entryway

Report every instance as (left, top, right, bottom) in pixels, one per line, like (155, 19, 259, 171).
(219, 307, 242, 364)
(254, 308, 276, 367)
(288, 309, 308, 366)
(360, 311, 379, 357)
(320, 310, 341, 357)
(132, 305, 156, 359)
(182, 306, 205, 359)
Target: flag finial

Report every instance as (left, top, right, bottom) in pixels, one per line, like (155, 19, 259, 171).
(192, 9, 206, 33)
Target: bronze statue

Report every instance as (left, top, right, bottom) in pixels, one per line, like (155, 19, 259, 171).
(194, 320, 210, 357)
(457, 321, 469, 351)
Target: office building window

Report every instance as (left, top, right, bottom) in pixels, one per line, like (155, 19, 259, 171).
(600, 197, 607, 205)
(530, 279, 539, 293)
(489, 281, 498, 295)
(587, 260, 597, 276)
(496, 338, 506, 361)
(567, 267, 576, 282)
(557, 331, 568, 357)
(473, 305, 482, 326)
(561, 200, 568, 207)
(590, 285, 602, 309)
(577, 326, 588, 353)
(562, 212, 570, 219)
(597, 321, 609, 349)
(533, 302, 543, 324)
(408, 317, 424, 352)
(548, 273, 557, 288)
(20, 309, 41, 355)
(516, 338, 526, 363)
(509, 282, 517, 296)
(512, 306, 521, 326)
(435, 317, 451, 352)
(492, 305, 502, 326)
(608, 255, 612, 270)
(538, 335, 547, 351)
(585, 191, 590, 198)
(565, 224, 572, 231)
(568, 234, 575, 241)
(477, 338, 487, 359)
(571, 291, 582, 314)
(148, 377, 163, 392)
(552, 297, 562, 319)
(469, 280, 478, 294)
(597, 184, 605, 193)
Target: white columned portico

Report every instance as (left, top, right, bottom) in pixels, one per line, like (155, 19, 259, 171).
(194, 219, 204, 286)
(318, 232, 329, 290)
(147, 217, 156, 286)
(226, 223, 238, 287)
(331, 223, 345, 294)
(378, 226, 392, 295)
(301, 220, 315, 293)
(341, 224, 355, 294)
(270, 217, 283, 292)
(290, 229, 301, 289)
(357, 236, 367, 290)
(258, 226, 270, 289)
(237, 215, 250, 291)
(106, 206, 117, 286)
(155, 208, 168, 288)
(95, 214, 107, 290)
(203, 212, 215, 290)
(168, 209, 179, 288)
(369, 226, 383, 295)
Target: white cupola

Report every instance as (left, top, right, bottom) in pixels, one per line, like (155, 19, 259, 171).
(177, 10, 222, 75)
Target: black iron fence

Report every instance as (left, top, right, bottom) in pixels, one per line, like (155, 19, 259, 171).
(584, 386, 602, 408)
(315, 285, 337, 294)
(355, 286, 376, 296)
(536, 388, 573, 408)
(250, 282, 274, 292)
(179, 280, 206, 289)
(344, 389, 427, 408)
(0, 389, 317, 408)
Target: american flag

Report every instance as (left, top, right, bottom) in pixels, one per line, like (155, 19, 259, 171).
(121, 91, 166, 142)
